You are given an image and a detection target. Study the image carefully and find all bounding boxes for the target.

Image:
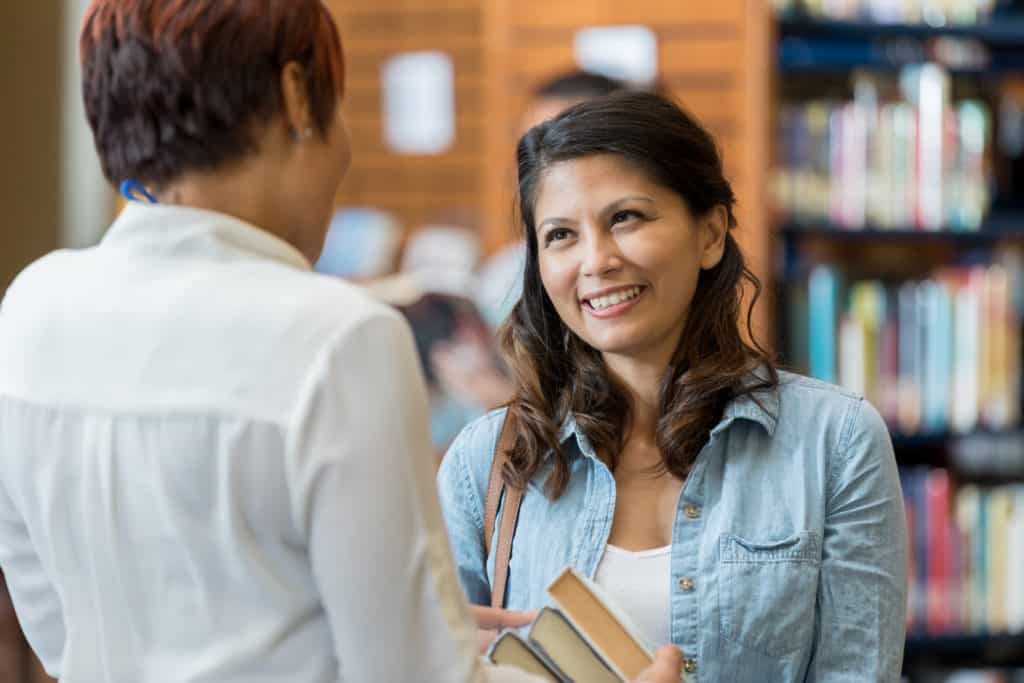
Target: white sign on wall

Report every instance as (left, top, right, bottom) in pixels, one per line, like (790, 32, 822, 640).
(382, 51, 455, 155)
(574, 25, 659, 86)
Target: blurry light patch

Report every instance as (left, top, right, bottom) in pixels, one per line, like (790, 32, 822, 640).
(382, 51, 455, 155)
(574, 25, 659, 87)
(315, 208, 402, 279)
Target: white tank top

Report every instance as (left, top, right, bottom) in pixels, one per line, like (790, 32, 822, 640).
(592, 544, 672, 649)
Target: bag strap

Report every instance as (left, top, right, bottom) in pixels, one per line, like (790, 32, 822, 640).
(483, 411, 523, 609)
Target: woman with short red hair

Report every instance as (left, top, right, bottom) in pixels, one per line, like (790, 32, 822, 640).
(0, 2, 683, 682)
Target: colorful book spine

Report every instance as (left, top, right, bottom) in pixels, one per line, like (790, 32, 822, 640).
(808, 265, 839, 385)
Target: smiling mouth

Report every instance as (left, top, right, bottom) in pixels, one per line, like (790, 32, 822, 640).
(582, 285, 645, 312)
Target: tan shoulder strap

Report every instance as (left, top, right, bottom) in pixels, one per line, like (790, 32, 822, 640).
(482, 411, 523, 608)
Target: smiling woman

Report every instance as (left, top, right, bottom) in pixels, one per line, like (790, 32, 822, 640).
(507, 93, 768, 496)
(437, 91, 909, 682)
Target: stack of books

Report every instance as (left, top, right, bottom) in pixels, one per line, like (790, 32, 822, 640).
(773, 67, 991, 232)
(488, 567, 688, 682)
(902, 467, 1024, 636)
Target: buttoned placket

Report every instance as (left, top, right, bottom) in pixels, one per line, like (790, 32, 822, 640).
(669, 435, 720, 682)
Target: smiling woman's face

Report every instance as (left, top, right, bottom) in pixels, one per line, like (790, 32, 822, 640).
(533, 153, 725, 367)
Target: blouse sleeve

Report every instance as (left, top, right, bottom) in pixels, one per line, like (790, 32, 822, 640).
(288, 311, 541, 682)
(805, 399, 908, 682)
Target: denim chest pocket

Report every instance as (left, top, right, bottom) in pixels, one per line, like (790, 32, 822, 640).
(718, 530, 821, 657)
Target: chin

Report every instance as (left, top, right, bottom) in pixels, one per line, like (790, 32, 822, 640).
(582, 334, 645, 356)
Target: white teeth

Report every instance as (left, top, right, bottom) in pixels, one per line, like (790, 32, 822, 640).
(587, 287, 641, 311)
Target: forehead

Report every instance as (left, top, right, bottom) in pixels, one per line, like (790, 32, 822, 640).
(534, 154, 662, 213)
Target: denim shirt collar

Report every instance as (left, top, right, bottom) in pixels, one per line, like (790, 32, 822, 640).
(557, 369, 780, 462)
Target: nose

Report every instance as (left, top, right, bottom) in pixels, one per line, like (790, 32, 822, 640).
(580, 229, 623, 278)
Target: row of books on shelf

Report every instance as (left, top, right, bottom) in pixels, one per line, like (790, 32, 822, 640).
(902, 467, 1024, 637)
(774, 66, 990, 232)
(774, 0, 998, 24)
(793, 261, 1021, 435)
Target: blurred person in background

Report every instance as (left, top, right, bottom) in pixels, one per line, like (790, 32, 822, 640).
(421, 71, 633, 458)
(380, 73, 634, 459)
(439, 91, 908, 681)
(476, 70, 629, 330)
(0, 1, 684, 681)
(367, 225, 512, 458)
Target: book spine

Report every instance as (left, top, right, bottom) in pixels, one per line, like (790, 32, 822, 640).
(925, 468, 951, 634)
(951, 270, 981, 433)
(808, 266, 839, 384)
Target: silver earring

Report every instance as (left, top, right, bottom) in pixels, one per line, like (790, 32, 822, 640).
(294, 127, 313, 142)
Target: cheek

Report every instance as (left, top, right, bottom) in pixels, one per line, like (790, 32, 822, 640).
(538, 255, 577, 310)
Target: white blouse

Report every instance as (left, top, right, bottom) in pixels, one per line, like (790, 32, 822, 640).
(0, 204, 540, 683)
(593, 544, 673, 649)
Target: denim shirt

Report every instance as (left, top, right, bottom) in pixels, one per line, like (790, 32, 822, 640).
(437, 371, 908, 682)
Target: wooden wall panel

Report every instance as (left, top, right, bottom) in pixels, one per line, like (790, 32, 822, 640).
(510, 1, 745, 26)
(327, 1, 485, 235)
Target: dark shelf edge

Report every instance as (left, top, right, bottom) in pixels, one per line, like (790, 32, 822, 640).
(904, 631, 1024, 668)
(777, 15, 1024, 45)
(778, 222, 1024, 243)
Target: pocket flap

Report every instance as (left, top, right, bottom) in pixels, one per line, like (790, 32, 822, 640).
(719, 530, 820, 563)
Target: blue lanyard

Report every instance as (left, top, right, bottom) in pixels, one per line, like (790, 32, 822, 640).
(120, 180, 158, 204)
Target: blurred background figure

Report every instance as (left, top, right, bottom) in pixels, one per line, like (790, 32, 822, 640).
(314, 208, 403, 281)
(475, 70, 630, 330)
(370, 70, 635, 457)
(365, 225, 508, 457)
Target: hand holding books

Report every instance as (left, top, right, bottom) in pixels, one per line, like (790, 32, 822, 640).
(472, 605, 538, 654)
(635, 647, 684, 683)
(488, 567, 691, 683)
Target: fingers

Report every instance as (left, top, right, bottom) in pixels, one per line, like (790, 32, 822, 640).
(478, 628, 498, 654)
(469, 604, 538, 630)
(634, 645, 683, 683)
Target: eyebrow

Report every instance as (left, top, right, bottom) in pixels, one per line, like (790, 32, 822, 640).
(601, 196, 655, 217)
(535, 196, 656, 233)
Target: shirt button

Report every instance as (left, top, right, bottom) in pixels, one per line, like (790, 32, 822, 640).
(684, 658, 697, 673)
(678, 576, 694, 591)
(684, 503, 701, 519)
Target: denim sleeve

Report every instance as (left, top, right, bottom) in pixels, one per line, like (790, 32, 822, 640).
(806, 399, 908, 682)
(436, 411, 504, 607)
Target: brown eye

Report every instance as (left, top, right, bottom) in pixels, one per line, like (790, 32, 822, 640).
(611, 210, 643, 226)
(544, 228, 572, 246)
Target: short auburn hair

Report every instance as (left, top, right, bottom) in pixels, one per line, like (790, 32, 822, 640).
(80, 0, 345, 188)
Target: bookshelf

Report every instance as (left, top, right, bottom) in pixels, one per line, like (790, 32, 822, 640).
(777, 13, 1024, 73)
(779, 16, 1024, 45)
(771, 3, 1024, 679)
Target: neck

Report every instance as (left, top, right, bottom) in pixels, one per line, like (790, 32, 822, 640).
(155, 161, 301, 258)
(602, 353, 666, 449)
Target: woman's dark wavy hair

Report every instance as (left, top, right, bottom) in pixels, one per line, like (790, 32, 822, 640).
(499, 90, 777, 498)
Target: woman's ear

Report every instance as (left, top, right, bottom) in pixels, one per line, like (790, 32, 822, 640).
(280, 62, 314, 141)
(700, 205, 729, 270)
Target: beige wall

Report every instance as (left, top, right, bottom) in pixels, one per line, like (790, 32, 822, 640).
(0, 2, 63, 293)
